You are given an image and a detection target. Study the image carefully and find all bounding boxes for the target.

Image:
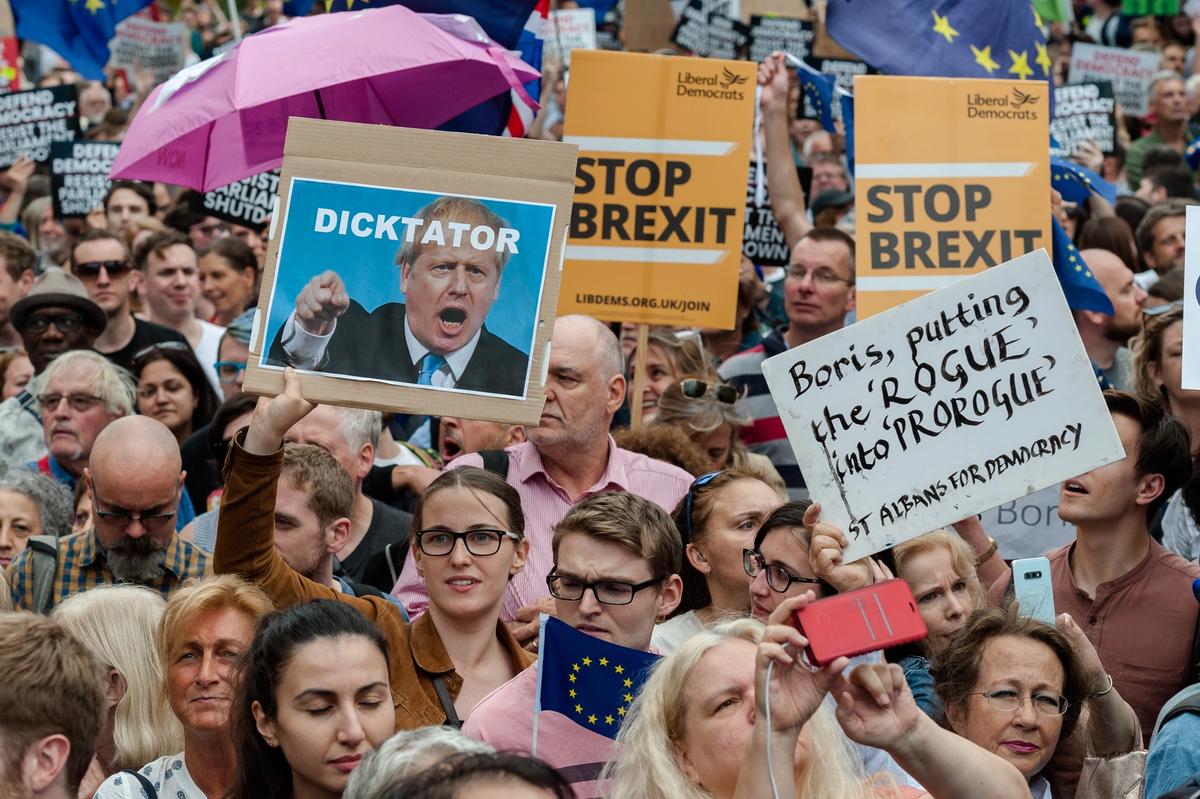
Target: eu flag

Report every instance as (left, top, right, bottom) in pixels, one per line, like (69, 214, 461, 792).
(1051, 157, 1117, 206)
(12, 0, 154, 81)
(795, 60, 837, 133)
(840, 92, 855, 173)
(534, 615, 659, 741)
(323, 0, 537, 49)
(1051, 215, 1113, 316)
(825, 0, 1050, 85)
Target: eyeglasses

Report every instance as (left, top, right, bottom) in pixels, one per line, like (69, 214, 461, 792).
(680, 378, 738, 405)
(682, 471, 722, 543)
(134, 341, 191, 361)
(785, 264, 854, 287)
(1143, 300, 1183, 317)
(970, 689, 1069, 717)
(214, 360, 247, 383)
(416, 528, 522, 557)
(89, 478, 178, 533)
(37, 392, 104, 413)
(22, 312, 86, 334)
(192, 222, 229, 238)
(74, 260, 132, 280)
(743, 548, 823, 593)
(546, 573, 663, 606)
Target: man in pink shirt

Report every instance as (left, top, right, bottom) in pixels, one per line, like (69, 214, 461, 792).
(393, 314, 694, 636)
(462, 491, 683, 799)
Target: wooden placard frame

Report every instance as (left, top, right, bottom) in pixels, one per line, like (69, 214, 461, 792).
(243, 118, 578, 426)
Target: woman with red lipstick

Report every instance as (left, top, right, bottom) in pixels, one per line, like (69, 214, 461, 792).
(94, 575, 273, 799)
(228, 600, 396, 799)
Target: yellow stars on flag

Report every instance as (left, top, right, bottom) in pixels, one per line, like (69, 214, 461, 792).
(325, 0, 372, 10)
(569, 689, 577, 699)
(1035, 42, 1052, 77)
(599, 658, 608, 667)
(972, 45, 1000, 74)
(1008, 49, 1034, 80)
(623, 678, 633, 688)
(587, 714, 598, 725)
(85, 0, 106, 13)
(582, 657, 592, 667)
(624, 692, 633, 703)
(605, 714, 615, 725)
(614, 665, 624, 674)
(572, 663, 580, 672)
(575, 704, 583, 714)
(1068, 252, 1094, 279)
(568, 674, 576, 683)
(931, 10, 959, 43)
(617, 706, 626, 717)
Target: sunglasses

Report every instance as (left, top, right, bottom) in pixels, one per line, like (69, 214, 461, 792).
(74, 260, 132, 280)
(133, 341, 191, 361)
(680, 378, 738, 405)
(682, 471, 722, 544)
(1143, 300, 1183, 317)
(22, 312, 86, 334)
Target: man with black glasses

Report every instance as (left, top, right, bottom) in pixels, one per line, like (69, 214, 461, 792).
(7, 413, 209, 613)
(463, 491, 683, 799)
(0, 270, 106, 469)
(70, 229, 188, 373)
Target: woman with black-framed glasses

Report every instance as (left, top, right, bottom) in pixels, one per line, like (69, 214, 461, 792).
(745, 501, 834, 622)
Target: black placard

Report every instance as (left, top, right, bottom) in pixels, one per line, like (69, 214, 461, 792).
(748, 16, 814, 64)
(743, 161, 812, 267)
(50, 140, 121, 218)
(1050, 81, 1117, 156)
(0, 85, 79, 167)
(671, 0, 750, 60)
(202, 169, 280, 229)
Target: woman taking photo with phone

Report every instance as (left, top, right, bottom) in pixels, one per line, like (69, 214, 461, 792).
(214, 368, 533, 727)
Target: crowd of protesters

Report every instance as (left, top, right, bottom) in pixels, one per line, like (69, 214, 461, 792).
(8, 2, 1200, 799)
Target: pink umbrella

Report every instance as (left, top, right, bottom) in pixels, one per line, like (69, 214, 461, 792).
(110, 6, 538, 191)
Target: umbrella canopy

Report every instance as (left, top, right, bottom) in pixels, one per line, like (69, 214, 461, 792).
(110, 6, 538, 191)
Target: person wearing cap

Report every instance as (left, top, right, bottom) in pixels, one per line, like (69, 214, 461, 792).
(0, 231, 35, 350)
(70, 229, 189, 374)
(809, 187, 855, 228)
(0, 270, 107, 469)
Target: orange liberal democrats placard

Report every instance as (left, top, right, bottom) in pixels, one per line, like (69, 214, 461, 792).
(560, 50, 756, 329)
(854, 75, 1050, 318)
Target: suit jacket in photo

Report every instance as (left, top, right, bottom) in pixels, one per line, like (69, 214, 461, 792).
(267, 301, 529, 397)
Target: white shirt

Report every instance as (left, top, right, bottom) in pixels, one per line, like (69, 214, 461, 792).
(94, 753, 205, 799)
(279, 311, 482, 389)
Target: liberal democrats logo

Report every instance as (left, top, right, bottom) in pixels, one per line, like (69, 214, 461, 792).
(676, 69, 747, 100)
(966, 88, 1040, 120)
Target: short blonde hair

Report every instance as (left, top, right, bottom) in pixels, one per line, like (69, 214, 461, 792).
(157, 575, 273, 677)
(605, 618, 874, 799)
(892, 530, 986, 612)
(54, 585, 182, 769)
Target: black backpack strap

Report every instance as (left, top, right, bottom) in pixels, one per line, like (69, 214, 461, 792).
(121, 769, 158, 799)
(477, 449, 510, 480)
(26, 535, 58, 615)
(432, 675, 463, 729)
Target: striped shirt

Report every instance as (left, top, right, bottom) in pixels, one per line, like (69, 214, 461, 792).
(718, 327, 808, 499)
(7, 527, 210, 612)
(393, 438, 693, 620)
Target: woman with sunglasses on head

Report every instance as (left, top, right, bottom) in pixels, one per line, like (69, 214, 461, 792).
(631, 328, 715, 424)
(214, 368, 534, 728)
(653, 376, 786, 492)
(652, 468, 783, 653)
(1131, 302, 1200, 558)
(132, 342, 220, 445)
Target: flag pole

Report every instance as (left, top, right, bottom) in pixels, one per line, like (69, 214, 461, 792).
(227, 0, 244, 42)
(531, 614, 548, 758)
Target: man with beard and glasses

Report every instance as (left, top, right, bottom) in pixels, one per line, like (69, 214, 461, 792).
(1075, 248, 1148, 391)
(6, 415, 209, 613)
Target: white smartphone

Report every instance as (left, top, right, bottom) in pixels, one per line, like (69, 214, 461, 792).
(1013, 557, 1056, 625)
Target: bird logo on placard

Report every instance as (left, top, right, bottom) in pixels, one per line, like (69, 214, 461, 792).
(1011, 87, 1039, 108)
(721, 67, 748, 89)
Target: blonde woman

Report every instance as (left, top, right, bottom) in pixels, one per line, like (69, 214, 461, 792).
(54, 585, 183, 795)
(633, 329, 715, 423)
(607, 597, 1029, 799)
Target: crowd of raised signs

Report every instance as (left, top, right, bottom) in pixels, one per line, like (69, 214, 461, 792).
(8, 2, 1200, 799)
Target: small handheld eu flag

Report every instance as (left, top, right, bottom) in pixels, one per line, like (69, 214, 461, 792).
(533, 615, 660, 745)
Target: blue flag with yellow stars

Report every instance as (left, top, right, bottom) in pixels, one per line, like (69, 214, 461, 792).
(534, 615, 660, 741)
(1051, 215, 1113, 316)
(11, 0, 154, 81)
(826, 0, 1050, 85)
(1050, 157, 1117, 206)
(796, 60, 837, 133)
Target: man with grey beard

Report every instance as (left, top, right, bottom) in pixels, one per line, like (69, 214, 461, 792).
(6, 415, 210, 612)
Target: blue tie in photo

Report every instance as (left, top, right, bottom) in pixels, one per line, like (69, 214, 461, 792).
(417, 353, 447, 386)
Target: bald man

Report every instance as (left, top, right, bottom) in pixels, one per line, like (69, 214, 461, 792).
(393, 315, 693, 640)
(7, 415, 210, 613)
(1074, 248, 1148, 391)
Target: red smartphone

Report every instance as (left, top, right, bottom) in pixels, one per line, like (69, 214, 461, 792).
(793, 579, 928, 666)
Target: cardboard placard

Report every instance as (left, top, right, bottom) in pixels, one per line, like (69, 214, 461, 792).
(1050, 81, 1116, 156)
(245, 119, 578, 426)
(560, 50, 755, 328)
(1183, 205, 1200, 390)
(740, 0, 812, 23)
(1068, 43, 1159, 118)
(0, 85, 79, 167)
(623, 0, 677, 52)
(203, 170, 280, 230)
(748, 16, 814, 64)
(50, 140, 121, 218)
(672, 0, 750, 60)
(760, 249, 1125, 561)
(854, 75, 1050, 318)
(978, 484, 1077, 560)
(109, 17, 190, 85)
(544, 9, 598, 66)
